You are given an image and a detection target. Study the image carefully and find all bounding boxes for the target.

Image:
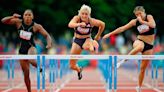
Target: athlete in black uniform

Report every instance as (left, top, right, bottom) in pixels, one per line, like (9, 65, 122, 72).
(1, 9, 52, 92)
(68, 4, 105, 80)
(103, 6, 156, 92)
(74, 18, 93, 49)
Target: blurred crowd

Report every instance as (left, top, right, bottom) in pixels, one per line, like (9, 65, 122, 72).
(0, 29, 164, 69)
(0, 29, 164, 55)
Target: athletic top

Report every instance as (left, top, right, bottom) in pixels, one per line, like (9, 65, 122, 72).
(75, 18, 93, 35)
(135, 15, 155, 35)
(18, 21, 36, 54)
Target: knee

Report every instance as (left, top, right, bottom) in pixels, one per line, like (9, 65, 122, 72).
(137, 46, 144, 52)
(93, 40, 99, 48)
(90, 47, 94, 52)
(70, 65, 73, 69)
(28, 47, 37, 55)
(140, 67, 146, 73)
(70, 65, 76, 70)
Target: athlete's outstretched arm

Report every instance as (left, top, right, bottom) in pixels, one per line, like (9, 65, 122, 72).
(103, 19, 136, 39)
(36, 24, 52, 49)
(91, 18, 105, 41)
(137, 15, 156, 28)
(1, 13, 21, 25)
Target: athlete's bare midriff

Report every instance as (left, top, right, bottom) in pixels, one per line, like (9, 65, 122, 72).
(137, 34, 155, 45)
(74, 33, 91, 39)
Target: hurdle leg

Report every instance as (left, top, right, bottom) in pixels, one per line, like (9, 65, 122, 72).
(49, 59, 53, 92)
(107, 56, 112, 92)
(114, 56, 117, 92)
(7, 60, 11, 88)
(138, 60, 141, 74)
(57, 59, 61, 89)
(52, 59, 56, 91)
(105, 60, 109, 92)
(151, 62, 155, 87)
(54, 59, 58, 91)
(11, 60, 15, 87)
(37, 56, 41, 92)
(42, 56, 46, 92)
(145, 67, 149, 83)
(155, 64, 158, 88)
(60, 60, 63, 86)
(163, 61, 164, 83)
(137, 60, 141, 86)
(65, 59, 71, 81)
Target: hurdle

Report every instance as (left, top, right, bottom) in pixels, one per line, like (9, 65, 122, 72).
(0, 55, 164, 92)
(49, 59, 56, 92)
(6, 59, 15, 87)
(116, 55, 164, 91)
(40, 55, 111, 92)
(0, 55, 39, 92)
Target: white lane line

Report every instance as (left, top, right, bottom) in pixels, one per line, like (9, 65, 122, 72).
(122, 70, 163, 92)
(2, 83, 24, 92)
(55, 78, 71, 92)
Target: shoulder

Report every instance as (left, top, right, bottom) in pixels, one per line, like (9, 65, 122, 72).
(90, 18, 97, 22)
(33, 22, 44, 31)
(147, 14, 153, 17)
(90, 18, 104, 23)
(147, 14, 154, 19)
(70, 15, 80, 23)
(89, 18, 97, 26)
(34, 22, 42, 28)
(73, 15, 80, 20)
(74, 15, 80, 18)
(90, 18, 104, 25)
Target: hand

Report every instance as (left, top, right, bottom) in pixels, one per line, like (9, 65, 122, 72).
(94, 35, 101, 41)
(46, 42, 52, 49)
(137, 16, 143, 24)
(102, 33, 111, 39)
(93, 40, 99, 48)
(78, 22, 86, 27)
(12, 13, 21, 18)
(93, 40, 99, 53)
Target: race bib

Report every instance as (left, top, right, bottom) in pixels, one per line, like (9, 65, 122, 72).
(77, 27, 90, 34)
(137, 24, 150, 34)
(19, 30, 32, 40)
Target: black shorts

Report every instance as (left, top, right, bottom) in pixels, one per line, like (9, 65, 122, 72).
(19, 44, 31, 54)
(73, 37, 90, 49)
(139, 39, 153, 53)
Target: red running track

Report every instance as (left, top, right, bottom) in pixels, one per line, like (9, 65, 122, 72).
(0, 67, 163, 92)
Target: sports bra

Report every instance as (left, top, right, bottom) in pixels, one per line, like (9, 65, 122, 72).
(135, 15, 155, 35)
(75, 18, 93, 35)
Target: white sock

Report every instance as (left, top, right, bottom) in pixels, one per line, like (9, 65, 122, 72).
(136, 86, 141, 92)
(117, 59, 126, 68)
(120, 59, 126, 64)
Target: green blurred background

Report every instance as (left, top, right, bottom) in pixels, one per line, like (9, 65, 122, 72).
(0, 0, 163, 55)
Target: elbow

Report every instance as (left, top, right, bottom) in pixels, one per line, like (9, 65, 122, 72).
(151, 24, 156, 28)
(100, 21, 105, 30)
(1, 18, 5, 24)
(1, 18, 9, 24)
(68, 23, 71, 28)
(68, 23, 74, 28)
(101, 21, 105, 28)
(46, 33, 51, 39)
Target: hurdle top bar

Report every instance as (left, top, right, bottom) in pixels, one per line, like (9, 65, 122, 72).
(0, 55, 164, 60)
(118, 55, 164, 60)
